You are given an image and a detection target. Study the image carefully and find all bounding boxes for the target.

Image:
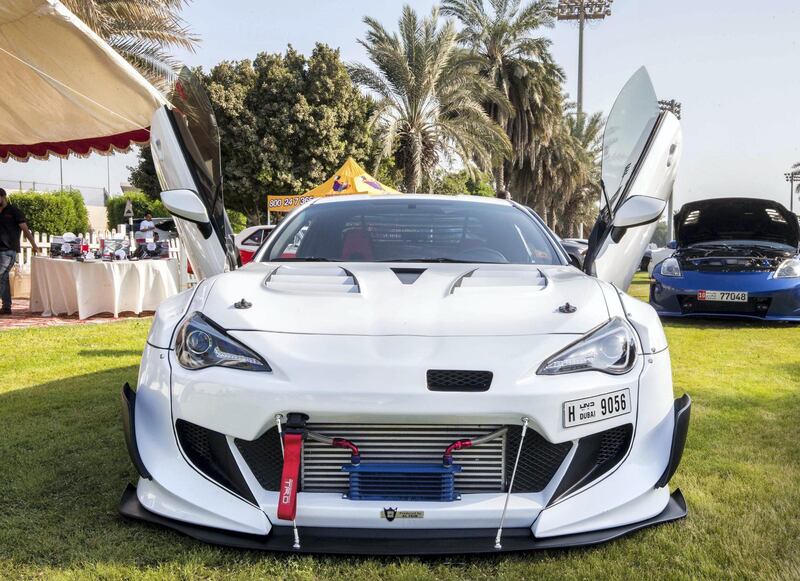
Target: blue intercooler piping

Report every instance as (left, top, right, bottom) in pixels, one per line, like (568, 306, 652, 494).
(343, 462, 462, 501)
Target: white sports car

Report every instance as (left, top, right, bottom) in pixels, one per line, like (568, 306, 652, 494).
(119, 68, 691, 554)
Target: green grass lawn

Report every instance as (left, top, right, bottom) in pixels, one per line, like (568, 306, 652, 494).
(1, 275, 799, 580)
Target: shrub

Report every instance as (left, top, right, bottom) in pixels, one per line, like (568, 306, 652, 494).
(62, 190, 90, 233)
(227, 209, 247, 233)
(8, 190, 90, 234)
(432, 170, 495, 197)
(106, 192, 168, 229)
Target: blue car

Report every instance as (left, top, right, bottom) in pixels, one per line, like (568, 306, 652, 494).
(650, 197, 800, 321)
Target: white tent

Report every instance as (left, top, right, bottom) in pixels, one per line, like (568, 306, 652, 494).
(0, 0, 166, 161)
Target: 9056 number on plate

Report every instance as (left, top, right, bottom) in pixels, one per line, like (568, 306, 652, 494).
(563, 388, 631, 428)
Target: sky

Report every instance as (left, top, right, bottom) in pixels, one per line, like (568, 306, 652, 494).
(3, 0, 800, 211)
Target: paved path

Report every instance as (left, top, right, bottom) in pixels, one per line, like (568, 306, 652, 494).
(0, 299, 152, 330)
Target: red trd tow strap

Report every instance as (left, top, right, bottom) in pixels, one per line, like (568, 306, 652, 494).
(278, 432, 303, 521)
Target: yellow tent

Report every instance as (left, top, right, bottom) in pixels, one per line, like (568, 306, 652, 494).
(267, 157, 399, 213)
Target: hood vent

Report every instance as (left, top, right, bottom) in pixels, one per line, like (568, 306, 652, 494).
(391, 267, 426, 285)
(451, 267, 546, 295)
(265, 265, 360, 294)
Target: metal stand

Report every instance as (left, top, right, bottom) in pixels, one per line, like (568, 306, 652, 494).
(275, 414, 301, 550)
(494, 417, 529, 549)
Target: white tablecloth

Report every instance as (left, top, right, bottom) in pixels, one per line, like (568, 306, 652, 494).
(30, 256, 180, 319)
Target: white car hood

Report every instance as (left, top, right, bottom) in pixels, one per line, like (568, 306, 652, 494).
(199, 262, 611, 336)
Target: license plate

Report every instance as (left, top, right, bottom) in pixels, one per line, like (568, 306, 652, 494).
(697, 290, 748, 302)
(563, 389, 631, 428)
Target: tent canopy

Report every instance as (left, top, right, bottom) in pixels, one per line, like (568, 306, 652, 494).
(268, 157, 399, 213)
(0, 0, 166, 162)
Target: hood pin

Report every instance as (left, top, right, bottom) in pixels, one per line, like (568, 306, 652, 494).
(234, 298, 252, 310)
(558, 302, 577, 313)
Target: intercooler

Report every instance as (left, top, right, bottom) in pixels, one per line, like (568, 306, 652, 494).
(301, 424, 507, 494)
(234, 422, 591, 497)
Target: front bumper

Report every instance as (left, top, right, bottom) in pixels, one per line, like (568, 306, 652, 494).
(651, 270, 800, 321)
(120, 346, 692, 553)
(119, 484, 687, 555)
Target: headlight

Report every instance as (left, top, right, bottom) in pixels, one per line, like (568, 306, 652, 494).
(775, 258, 800, 278)
(538, 317, 638, 376)
(660, 257, 682, 277)
(175, 312, 271, 371)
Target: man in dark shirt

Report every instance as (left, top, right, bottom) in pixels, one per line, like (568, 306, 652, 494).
(0, 188, 39, 314)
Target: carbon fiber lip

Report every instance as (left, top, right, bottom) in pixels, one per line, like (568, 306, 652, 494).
(119, 484, 687, 555)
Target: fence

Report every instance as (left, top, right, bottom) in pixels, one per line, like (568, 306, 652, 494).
(15, 228, 197, 290)
(0, 179, 108, 207)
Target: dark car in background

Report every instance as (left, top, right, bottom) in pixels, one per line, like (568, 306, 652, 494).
(559, 237, 588, 269)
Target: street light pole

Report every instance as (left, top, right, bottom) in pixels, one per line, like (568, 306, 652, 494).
(577, 7, 584, 116)
(557, 0, 614, 118)
(785, 172, 799, 214)
(659, 100, 683, 241)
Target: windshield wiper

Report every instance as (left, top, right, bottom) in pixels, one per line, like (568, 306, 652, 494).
(744, 243, 789, 251)
(688, 243, 735, 252)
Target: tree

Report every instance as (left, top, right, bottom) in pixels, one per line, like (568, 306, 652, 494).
(513, 102, 603, 236)
(559, 110, 604, 235)
(650, 220, 668, 247)
(128, 146, 160, 200)
(62, 0, 198, 85)
(432, 169, 495, 196)
(350, 6, 510, 193)
(129, 45, 378, 224)
(442, 0, 564, 198)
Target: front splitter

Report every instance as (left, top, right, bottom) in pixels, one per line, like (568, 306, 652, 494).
(119, 484, 687, 555)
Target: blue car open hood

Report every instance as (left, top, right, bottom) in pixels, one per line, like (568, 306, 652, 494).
(675, 197, 799, 249)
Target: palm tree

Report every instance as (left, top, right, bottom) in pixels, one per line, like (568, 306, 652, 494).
(350, 6, 510, 193)
(560, 110, 604, 235)
(62, 0, 198, 84)
(514, 102, 602, 235)
(441, 0, 564, 198)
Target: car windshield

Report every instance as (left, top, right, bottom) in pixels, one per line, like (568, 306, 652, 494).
(263, 198, 562, 265)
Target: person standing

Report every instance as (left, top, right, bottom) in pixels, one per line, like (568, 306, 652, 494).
(135, 212, 156, 243)
(0, 188, 39, 314)
(139, 212, 155, 233)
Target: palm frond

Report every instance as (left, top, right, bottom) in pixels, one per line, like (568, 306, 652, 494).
(62, 0, 198, 84)
(353, 5, 508, 193)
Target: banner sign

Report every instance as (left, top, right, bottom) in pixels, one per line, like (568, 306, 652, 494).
(268, 193, 325, 213)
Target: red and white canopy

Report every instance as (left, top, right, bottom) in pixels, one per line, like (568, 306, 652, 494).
(0, 0, 166, 162)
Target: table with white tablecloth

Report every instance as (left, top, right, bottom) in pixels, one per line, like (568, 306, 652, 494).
(30, 256, 180, 319)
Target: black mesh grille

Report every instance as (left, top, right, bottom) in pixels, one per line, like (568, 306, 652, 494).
(234, 427, 283, 491)
(175, 419, 256, 503)
(427, 370, 493, 392)
(595, 424, 631, 465)
(233, 423, 631, 498)
(678, 295, 771, 317)
(505, 427, 573, 492)
(550, 423, 634, 503)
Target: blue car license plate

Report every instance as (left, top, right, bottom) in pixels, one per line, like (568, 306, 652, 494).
(698, 290, 748, 302)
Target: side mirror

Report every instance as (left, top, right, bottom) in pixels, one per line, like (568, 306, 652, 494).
(667, 240, 678, 250)
(612, 195, 666, 229)
(160, 189, 209, 224)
